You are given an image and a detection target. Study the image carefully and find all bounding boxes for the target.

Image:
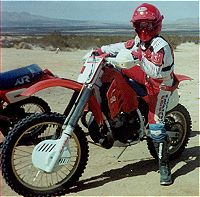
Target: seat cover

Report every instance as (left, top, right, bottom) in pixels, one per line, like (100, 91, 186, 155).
(0, 64, 43, 90)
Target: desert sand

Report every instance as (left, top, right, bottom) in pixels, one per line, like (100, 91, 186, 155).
(0, 42, 199, 196)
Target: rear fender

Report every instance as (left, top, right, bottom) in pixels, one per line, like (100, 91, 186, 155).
(175, 74, 193, 82)
(166, 74, 192, 111)
(21, 78, 83, 96)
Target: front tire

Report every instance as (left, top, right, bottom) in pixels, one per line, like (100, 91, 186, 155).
(1, 113, 89, 197)
(147, 104, 192, 160)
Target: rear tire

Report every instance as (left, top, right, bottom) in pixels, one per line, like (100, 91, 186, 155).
(147, 104, 192, 160)
(1, 113, 89, 197)
(1, 96, 51, 137)
(7, 96, 51, 117)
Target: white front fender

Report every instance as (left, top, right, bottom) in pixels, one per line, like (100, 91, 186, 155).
(167, 89, 179, 111)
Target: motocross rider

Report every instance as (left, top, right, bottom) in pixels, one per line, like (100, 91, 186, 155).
(93, 3, 174, 185)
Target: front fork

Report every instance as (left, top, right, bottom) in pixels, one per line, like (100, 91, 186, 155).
(40, 85, 92, 172)
(62, 84, 92, 137)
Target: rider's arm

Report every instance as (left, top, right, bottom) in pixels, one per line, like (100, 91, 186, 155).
(100, 35, 140, 56)
(101, 42, 126, 56)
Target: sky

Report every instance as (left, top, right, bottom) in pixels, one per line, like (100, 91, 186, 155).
(1, 1, 199, 23)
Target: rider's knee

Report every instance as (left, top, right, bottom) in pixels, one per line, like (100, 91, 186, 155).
(149, 123, 167, 142)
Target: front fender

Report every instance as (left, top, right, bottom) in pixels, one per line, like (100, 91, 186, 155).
(21, 78, 83, 96)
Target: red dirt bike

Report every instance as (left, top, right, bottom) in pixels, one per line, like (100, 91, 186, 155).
(0, 64, 53, 141)
(1, 50, 192, 196)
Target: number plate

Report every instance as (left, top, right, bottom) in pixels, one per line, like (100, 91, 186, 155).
(77, 57, 102, 84)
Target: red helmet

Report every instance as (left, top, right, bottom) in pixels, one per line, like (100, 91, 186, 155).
(131, 3, 164, 42)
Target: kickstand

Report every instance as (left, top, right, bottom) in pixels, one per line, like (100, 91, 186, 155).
(116, 146, 129, 160)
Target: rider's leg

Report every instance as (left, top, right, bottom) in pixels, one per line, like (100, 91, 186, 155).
(148, 90, 172, 185)
(149, 124, 172, 185)
(122, 66, 173, 185)
(121, 66, 146, 85)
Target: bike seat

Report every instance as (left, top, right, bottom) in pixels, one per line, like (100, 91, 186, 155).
(0, 64, 43, 90)
(121, 67, 147, 97)
(128, 79, 147, 97)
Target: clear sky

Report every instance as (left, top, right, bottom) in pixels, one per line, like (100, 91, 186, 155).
(2, 1, 199, 24)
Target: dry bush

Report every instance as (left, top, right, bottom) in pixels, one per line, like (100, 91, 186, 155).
(6, 33, 200, 50)
(16, 42, 33, 50)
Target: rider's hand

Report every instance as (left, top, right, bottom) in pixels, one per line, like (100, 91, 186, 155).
(92, 48, 103, 56)
(131, 49, 142, 61)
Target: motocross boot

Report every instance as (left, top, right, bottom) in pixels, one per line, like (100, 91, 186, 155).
(154, 138, 172, 185)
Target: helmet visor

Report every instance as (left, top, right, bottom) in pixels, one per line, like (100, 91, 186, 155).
(132, 21, 154, 31)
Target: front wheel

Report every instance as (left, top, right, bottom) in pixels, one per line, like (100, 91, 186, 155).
(1, 113, 89, 197)
(147, 104, 192, 160)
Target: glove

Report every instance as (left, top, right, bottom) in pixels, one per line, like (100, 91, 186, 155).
(92, 48, 103, 56)
(131, 49, 142, 61)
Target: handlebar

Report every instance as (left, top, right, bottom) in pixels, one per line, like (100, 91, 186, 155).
(83, 50, 140, 69)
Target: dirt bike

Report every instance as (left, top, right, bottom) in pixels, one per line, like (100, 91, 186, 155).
(1, 49, 192, 196)
(0, 64, 53, 141)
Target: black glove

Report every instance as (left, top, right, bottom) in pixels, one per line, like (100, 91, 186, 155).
(92, 48, 103, 56)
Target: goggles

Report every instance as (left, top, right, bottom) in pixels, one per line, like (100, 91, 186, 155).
(132, 21, 154, 31)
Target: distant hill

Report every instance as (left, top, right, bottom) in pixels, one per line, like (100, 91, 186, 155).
(2, 11, 116, 27)
(172, 18, 199, 25)
(163, 18, 199, 31)
(2, 11, 92, 27)
(2, 11, 199, 35)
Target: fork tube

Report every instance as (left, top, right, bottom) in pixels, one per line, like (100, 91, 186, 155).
(62, 84, 92, 136)
(63, 85, 85, 126)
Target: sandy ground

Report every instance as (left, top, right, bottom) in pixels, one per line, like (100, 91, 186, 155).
(0, 43, 199, 196)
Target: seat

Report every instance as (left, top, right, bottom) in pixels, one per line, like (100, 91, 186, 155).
(0, 64, 43, 90)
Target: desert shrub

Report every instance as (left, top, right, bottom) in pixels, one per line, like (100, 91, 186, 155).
(1, 40, 14, 48)
(160, 34, 182, 49)
(6, 32, 199, 50)
(16, 42, 33, 49)
(161, 34, 199, 49)
(17, 32, 133, 50)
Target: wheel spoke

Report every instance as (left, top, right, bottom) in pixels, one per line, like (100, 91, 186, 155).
(15, 147, 32, 154)
(33, 170, 41, 182)
(15, 162, 33, 171)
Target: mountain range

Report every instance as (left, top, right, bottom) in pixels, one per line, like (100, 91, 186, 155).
(2, 11, 115, 27)
(2, 11, 199, 34)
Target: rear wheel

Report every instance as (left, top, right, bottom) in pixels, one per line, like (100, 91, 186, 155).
(6, 96, 51, 118)
(147, 104, 192, 160)
(1, 113, 89, 197)
(1, 96, 51, 136)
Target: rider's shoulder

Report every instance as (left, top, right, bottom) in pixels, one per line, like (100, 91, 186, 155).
(151, 36, 169, 52)
(125, 35, 140, 49)
(125, 39, 135, 49)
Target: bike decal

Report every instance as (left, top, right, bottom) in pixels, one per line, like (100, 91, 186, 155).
(5, 88, 27, 103)
(15, 75, 31, 86)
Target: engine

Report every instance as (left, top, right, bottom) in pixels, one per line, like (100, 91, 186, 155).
(87, 82, 147, 147)
(110, 110, 140, 143)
